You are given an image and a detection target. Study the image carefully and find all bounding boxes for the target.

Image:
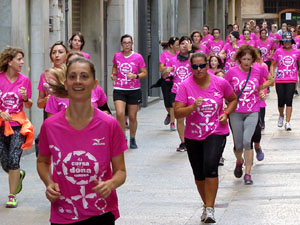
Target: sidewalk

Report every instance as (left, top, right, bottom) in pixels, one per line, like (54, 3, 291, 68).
(1, 86, 300, 225)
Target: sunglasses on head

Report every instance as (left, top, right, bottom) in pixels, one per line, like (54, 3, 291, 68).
(191, 63, 207, 70)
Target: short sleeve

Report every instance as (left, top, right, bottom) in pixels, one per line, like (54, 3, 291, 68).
(175, 83, 188, 104)
(38, 73, 46, 93)
(25, 77, 32, 99)
(45, 95, 58, 114)
(38, 122, 51, 156)
(110, 118, 128, 157)
(112, 53, 117, 65)
(138, 54, 146, 69)
(220, 78, 233, 98)
(224, 68, 232, 83)
(159, 52, 166, 64)
(96, 86, 107, 107)
(272, 49, 279, 61)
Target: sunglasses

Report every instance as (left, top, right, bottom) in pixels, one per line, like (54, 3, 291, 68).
(191, 63, 207, 70)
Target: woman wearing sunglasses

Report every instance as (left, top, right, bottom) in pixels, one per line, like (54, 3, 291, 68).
(225, 45, 273, 185)
(164, 36, 193, 152)
(271, 32, 300, 131)
(174, 52, 237, 223)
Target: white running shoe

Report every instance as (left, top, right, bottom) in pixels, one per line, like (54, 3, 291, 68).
(204, 207, 216, 223)
(285, 122, 292, 131)
(278, 116, 284, 127)
(201, 204, 206, 222)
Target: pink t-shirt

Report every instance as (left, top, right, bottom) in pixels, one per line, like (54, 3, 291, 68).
(0, 72, 32, 123)
(269, 32, 281, 50)
(238, 40, 256, 47)
(272, 47, 300, 83)
(39, 108, 127, 224)
(206, 40, 224, 56)
(293, 36, 300, 49)
(38, 72, 50, 95)
(113, 52, 146, 90)
(45, 85, 107, 114)
(222, 43, 240, 71)
(201, 34, 214, 46)
(195, 45, 210, 55)
(81, 51, 90, 59)
(176, 75, 233, 141)
(160, 50, 176, 81)
(255, 38, 274, 62)
(169, 55, 193, 94)
(225, 64, 267, 113)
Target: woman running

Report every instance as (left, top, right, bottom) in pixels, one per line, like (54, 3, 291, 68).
(238, 29, 256, 47)
(255, 28, 274, 71)
(190, 30, 209, 54)
(271, 32, 300, 131)
(201, 25, 214, 46)
(37, 57, 127, 225)
(69, 32, 90, 59)
(159, 37, 179, 131)
(206, 28, 224, 56)
(174, 52, 237, 223)
(225, 45, 272, 185)
(45, 52, 111, 117)
(0, 46, 34, 208)
(111, 34, 147, 149)
(165, 36, 193, 152)
(219, 31, 241, 73)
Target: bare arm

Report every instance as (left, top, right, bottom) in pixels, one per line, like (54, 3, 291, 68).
(219, 49, 226, 59)
(270, 60, 277, 78)
(37, 91, 49, 109)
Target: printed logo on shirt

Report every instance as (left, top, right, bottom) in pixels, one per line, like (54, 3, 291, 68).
(176, 66, 191, 81)
(1, 92, 19, 111)
(281, 56, 294, 67)
(58, 102, 68, 109)
(119, 63, 133, 76)
(63, 151, 99, 185)
(259, 47, 268, 58)
(92, 138, 105, 146)
(211, 46, 221, 55)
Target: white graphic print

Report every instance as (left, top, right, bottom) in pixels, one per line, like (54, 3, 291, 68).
(116, 61, 138, 88)
(62, 151, 99, 185)
(71, 186, 97, 209)
(259, 47, 268, 59)
(188, 97, 218, 136)
(58, 196, 79, 221)
(173, 65, 192, 92)
(236, 78, 257, 111)
(1, 92, 19, 111)
(58, 102, 68, 110)
(92, 138, 105, 146)
(211, 46, 221, 55)
(277, 55, 296, 79)
(50, 145, 62, 175)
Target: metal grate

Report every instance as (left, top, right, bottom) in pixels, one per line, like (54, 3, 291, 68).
(264, 0, 300, 13)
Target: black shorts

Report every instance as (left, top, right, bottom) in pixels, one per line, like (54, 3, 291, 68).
(170, 92, 176, 104)
(185, 135, 226, 181)
(161, 79, 173, 108)
(51, 212, 115, 225)
(113, 89, 142, 105)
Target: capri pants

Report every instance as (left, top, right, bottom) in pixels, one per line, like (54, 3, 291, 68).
(229, 112, 259, 152)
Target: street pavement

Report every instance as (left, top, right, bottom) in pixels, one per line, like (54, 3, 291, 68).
(1, 86, 300, 225)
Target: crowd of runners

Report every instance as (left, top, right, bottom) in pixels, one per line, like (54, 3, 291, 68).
(0, 19, 300, 224)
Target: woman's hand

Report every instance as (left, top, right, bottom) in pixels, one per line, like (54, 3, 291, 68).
(193, 97, 203, 110)
(111, 74, 117, 81)
(219, 113, 228, 124)
(92, 180, 114, 199)
(0, 111, 12, 121)
(259, 89, 266, 100)
(45, 183, 61, 203)
(18, 87, 28, 101)
(127, 72, 137, 80)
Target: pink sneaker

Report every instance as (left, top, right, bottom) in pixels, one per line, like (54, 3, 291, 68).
(170, 123, 176, 131)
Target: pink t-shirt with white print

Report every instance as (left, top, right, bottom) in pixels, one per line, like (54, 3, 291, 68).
(255, 38, 274, 62)
(207, 40, 224, 56)
(176, 75, 233, 141)
(272, 47, 300, 83)
(169, 55, 193, 94)
(222, 43, 240, 71)
(195, 45, 210, 55)
(39, 108, 127, 224)
(225, 64, 267, 113)
(45, 85, 107, 114)
(0, 72, 32, 115)
(160, 50, 176, 81)
(201, 34, 214, 46)
(113, 52, 146, 90)
(269, 32, 281, 50)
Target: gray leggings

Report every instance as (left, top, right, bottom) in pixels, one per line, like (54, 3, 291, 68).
(229, 112, 259, 152)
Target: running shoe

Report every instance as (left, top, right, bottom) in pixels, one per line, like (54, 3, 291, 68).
(16, 169, 26, 194)
(130, 138, 138, 149)
(204, 207, 216, 223)
(294, 90, 299, 97)
(234, 160, 244, 178)
(170, 122, 176, 131)
(285, 122, 292, 131)
(255, 147, 264, 161)
(277, 116, 284, 127)
(164, 114, 171, 125)
(201, 204, 206, 222)
(6, 194, 18, 208)
(261, 124, 265, 130)
(244, 174, 253, 185)
(176, 143, 186, 152)
(219, 157, 225, 166)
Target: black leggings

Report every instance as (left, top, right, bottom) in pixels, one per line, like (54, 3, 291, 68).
(185, 135, 226, 181)
(51, 212, 115, 225)
(161, 79, 173, 108)
(275, 83, 296, 107)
